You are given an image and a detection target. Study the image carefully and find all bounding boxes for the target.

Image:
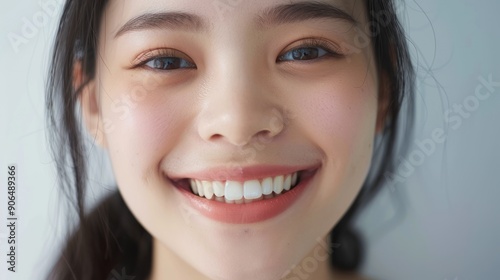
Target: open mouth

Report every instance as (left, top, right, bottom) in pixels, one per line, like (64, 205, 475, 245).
(169, 166, 320, 223)
(171, 170, 308, 204)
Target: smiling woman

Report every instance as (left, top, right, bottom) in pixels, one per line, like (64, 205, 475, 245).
(46, 0, 414, 280)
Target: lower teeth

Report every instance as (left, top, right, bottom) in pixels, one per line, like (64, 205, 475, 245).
(213, 193, 276, 204)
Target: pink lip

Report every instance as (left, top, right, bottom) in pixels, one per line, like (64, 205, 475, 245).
(168, 165, 320, 224)
(168, 164, 320, 182)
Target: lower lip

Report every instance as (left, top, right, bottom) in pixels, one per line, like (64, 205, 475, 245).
(171, 169, 319, 224)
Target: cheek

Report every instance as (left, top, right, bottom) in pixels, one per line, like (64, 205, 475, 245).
(300, 82, 377, 156)
(295, 74, 378, 194)
(98, 79, 189, 185)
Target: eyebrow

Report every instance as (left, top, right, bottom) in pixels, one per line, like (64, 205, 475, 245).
(114, 2, 357, 38)
(114, 12, 208, 38)
(256, 1, 358, 28)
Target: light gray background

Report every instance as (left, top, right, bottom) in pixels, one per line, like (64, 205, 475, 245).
(0, 1, 499, 279)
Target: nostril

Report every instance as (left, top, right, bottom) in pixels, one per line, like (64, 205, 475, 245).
(260, 130, 273, 138)
(251, 130, 275, 145)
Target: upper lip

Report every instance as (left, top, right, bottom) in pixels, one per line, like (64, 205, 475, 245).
(167, 163, 321, 182)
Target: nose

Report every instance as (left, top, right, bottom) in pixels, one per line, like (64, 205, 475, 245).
(197, 70, 285, 147)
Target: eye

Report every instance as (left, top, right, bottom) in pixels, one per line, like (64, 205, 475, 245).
(277, 38, 342, 62)
(135, 49, 196, 71)
(145, 57, 196, 70)
(278, 47, 329, 61)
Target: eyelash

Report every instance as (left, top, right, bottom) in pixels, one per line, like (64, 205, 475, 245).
(134, 38, 343, 71)
(277, 38, 343, 63)
(134, 49, 196, 71)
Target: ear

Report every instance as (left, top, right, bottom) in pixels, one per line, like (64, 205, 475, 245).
(74, 61, 107, 148)
(375, 71, 391, 134)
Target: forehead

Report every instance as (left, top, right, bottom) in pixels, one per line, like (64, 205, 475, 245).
(102, 0, 368, 36)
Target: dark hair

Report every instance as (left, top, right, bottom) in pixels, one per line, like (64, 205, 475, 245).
(46, 0, 414, 279)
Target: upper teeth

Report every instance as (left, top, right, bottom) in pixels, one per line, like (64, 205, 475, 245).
(189, 172, 299, 200)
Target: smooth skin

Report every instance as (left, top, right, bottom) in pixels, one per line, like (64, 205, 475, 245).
(78, 0, 385, 279)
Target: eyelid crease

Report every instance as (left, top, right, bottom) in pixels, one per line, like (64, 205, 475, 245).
(277, 37, 345, 62)
(129, 37, 343, 70)
(132, 48, 193, 67)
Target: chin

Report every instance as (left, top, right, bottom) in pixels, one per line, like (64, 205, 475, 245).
(187, 236, 303, 280)
(201, 262, 291, 280)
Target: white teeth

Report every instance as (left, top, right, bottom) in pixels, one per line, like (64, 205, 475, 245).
(283, 174, 292, 191)
(202, 181, 214, 199)
(244, 196, 263, 204)
(225, 181, 243, 200)
(235, 199, 244, 204)
(243, 180, 262, 199)
(273, 175, 284, 194)
(213, 181, 225, 197)
(196, 180, 204, 197)
(187, 171, 300, 203)
(190, 180, 198, 195)
(262, 177, 273, 195)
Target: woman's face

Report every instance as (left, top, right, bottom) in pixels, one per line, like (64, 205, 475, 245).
(83, 0, 382, 279)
